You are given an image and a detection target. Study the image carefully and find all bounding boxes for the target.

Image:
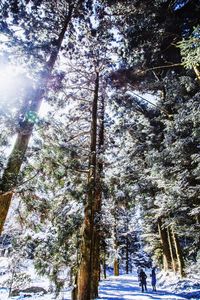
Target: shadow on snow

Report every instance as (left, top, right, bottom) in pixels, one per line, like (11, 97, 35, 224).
(98, 276, 188, 299)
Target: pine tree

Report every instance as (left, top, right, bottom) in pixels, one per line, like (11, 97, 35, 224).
(105, 0, 200, 276)
(0, 0, 92, 233)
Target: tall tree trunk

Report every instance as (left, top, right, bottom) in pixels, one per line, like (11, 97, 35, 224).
(167, 226, 177, 273)
(114, 258, 119, 276)
(0, 6, 75, 234)
(171, 226, 185, 277)
(102, 248, 107, 279)
(125, 213, 129, 274)
(157, 218, 172, 271)
(125, 236, 129, 274)
(114, 215, 119, 276)
(91, 175, 101, 298)
(130, 260, 133, 273)
(76, 71, 99, 300)
(91, 95, 105, 299)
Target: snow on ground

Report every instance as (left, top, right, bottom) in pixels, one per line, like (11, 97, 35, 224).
(157, 271, 200, 300)
(0, 256, 71, 300)
(0, 289, 71, 300)
(97, 273, 195, 300)
(0, 257, 200, 300)
(0, 273, 199, 300)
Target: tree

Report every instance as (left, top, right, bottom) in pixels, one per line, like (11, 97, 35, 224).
(105, 0, 200, 276)
(0, 0, 92, 233)
(177, 25, 200, 80)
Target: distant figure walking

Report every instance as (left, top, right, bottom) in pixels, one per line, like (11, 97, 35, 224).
(139, 269, 147, 292)
(151, 267, 156, 291)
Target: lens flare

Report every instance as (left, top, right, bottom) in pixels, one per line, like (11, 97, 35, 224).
(0, 65, 29, 110)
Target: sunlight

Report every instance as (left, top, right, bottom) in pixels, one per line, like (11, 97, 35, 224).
(0, 63, 50, 118)
(0, 64, 31, 111)
(0, 65, 21, 96)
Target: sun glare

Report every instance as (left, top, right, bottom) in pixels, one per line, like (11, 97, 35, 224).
(0, 65, 29, 110)
(0, 66, 20, 93)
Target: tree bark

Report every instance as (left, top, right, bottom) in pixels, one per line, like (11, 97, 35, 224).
(76, 71, 99, 300)
(114, 258, 119, 276)
(102, 249, 107, 279)
(167, 226, 177, 273)
(125, 236, 129, 274)
(125, 213, 129, 274)
(113, 216, 119, 276)
(91, 95, 105, 299)
(91, 192, 101, 299)
(157, 218, 172, 271)
(0, 6, 75, 234)
(171, 226, 185, 277)
(0, 192, 13, 233)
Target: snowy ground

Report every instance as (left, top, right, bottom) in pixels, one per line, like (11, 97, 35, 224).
(1, 271, 200, 300)
(97, 273, 196, 300)
(0, 256, 200, 299)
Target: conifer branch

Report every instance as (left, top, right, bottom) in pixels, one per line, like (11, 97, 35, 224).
(127, 85, 172, 117)
(144, 63, 181, 72)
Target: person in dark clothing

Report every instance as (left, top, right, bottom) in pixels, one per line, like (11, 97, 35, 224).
(139, 269, 147, 292)
(151, 267, 156, 291)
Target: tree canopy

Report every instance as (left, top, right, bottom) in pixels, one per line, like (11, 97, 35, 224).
(0, 0, 199, 299)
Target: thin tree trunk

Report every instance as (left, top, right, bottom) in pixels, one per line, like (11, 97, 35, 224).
(91, 95, 105, 299)
(126, 236, 129, 274)
(130, 260, 132, 273)
(125, 213, 129, 274)
(103, 249, 107, 279)
(114, 258, 119, 276)
(0, 6, 74, 234)
(171, 226, 185, 277)
(113, 216, 119, 276)
(157, 218, 172, 271)
(72, 274, 78, 300)
(76, 71, 99, 300)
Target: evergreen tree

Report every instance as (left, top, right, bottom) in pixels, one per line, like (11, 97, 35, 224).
(106, 0, 200, 276)
(0, 0, 93, 233)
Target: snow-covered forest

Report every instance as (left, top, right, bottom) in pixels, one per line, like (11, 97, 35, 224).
(0, 0, 199, 299)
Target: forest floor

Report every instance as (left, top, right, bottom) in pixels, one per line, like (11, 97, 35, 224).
(0, 274, 200, 299)
(0, 257, 200, 299)
(96, 273, 200, 300)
